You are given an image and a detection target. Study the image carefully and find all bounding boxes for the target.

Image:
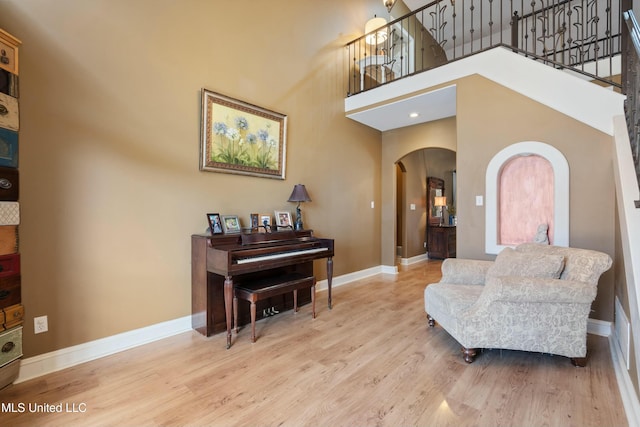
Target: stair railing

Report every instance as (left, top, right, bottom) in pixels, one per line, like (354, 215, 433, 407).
(346, 0, 623, 96)
(622, 7, 640, 207)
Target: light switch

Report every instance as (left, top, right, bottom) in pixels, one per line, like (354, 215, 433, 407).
(410, 203, 416, 210)
(476, 195, 483, 206)
(371, 201, 375, 208)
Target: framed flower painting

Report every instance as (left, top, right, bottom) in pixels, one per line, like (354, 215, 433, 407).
(200, 88, 287, 179)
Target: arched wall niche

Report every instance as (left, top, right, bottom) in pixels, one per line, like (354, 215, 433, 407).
(499, 155, 554, 245)
(485, 141, 569, 254)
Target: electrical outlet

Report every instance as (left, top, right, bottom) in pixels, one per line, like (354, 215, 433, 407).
(34, 315, 48, 334)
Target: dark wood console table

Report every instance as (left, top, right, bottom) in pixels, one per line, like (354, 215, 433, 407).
(427, 225, 456, 259)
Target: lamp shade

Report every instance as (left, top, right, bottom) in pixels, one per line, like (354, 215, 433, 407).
(434, 196, 447, 207)
(287, 184, 311, 203)
(365, 16, 388, 45)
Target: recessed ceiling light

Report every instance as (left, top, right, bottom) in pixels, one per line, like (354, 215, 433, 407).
(409, 112, 419, 118)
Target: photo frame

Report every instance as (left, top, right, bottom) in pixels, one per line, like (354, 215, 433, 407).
(200, 88, 287, 179)
(221, 215, 242, 234)
(274, 211, 292, 229)
(206, 213, 223, 235)
(250, 213, 259, 229)
(259, 214, 272, 232)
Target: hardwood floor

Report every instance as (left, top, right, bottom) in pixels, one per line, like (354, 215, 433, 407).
(0, 261, 628, 426)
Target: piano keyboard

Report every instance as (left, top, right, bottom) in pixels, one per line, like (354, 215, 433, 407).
(236, 247, 329, 264)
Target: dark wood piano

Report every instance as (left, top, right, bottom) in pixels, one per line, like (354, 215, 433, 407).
(191, 229, 334, 348)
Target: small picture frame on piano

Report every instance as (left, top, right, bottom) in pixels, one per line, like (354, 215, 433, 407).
(206, 213, 223, 235)
(250, 213, 259, 229)
(259, 214, 272, 233)
(221, 215, 242, 234)
(274, 211, 293, 230)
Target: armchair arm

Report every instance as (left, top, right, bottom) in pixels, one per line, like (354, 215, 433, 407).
(440, 259, 494, 285)
(483, 275, 597, 304)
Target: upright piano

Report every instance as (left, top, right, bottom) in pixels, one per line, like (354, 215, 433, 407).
(191, 229, 334, 348)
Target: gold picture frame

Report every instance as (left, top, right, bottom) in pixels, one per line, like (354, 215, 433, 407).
(200, 88, 287, 179)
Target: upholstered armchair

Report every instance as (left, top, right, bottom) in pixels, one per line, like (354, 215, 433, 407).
(424, 243, 612, 366)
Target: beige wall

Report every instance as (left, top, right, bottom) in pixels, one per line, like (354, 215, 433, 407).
(0, 0, 385, 357)
(455, 75, 616, 321)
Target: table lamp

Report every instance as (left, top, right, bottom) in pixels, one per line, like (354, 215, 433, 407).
(287, 184, 311, 230)
(434, 196, 447, 226)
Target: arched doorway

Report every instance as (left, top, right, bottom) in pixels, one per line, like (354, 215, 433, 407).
(381, 116, 457, 270)
(395, 148, 456, 264)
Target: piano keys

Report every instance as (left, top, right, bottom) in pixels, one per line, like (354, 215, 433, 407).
(236, 247, 329, 264)
(191, 229, 334, 348)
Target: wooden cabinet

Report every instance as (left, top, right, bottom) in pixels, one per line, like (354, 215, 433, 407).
(0, 326, 21, 366)
(428, 226, 456, 259)
(2, 304, 24, 330)
(0, 28, 21, 390)
(427, 176, 456, 259)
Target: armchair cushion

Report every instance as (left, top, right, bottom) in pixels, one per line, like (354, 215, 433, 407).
(483, 275, 597, 304)
(515, 243, 611, 284)
(486, 247, 565, 279)
(440, 259, 493, 285)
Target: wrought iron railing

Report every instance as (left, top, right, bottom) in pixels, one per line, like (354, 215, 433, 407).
(346, 0, 623, 96)
(622, 6, 640, 207)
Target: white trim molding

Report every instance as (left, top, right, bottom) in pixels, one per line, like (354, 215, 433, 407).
(400, 253, 429, 266)
(485, 141, 570, 254)
(610, 335, 640, 427)
(587, 318, 612, 337)
(315, 265, 387, 291)
(16, 316, 193, 384)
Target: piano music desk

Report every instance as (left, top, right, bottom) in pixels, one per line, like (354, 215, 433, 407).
(191, 230, 334, 348)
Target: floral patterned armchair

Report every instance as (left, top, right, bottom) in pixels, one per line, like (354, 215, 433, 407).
(424, 243, 612, 365)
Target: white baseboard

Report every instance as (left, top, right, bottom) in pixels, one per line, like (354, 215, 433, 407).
(16, 316, 192, 384)
(399, 253, 429, 266)
(609, 335, 640, 427)
(381, 265, 399, 274)
(16, 265, 390, 383)
(315, 265, 385, 291)
(588, 318, 612, 337)
(589, 319, 640, 426)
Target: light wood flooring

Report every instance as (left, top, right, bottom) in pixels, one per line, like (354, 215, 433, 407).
(0, 260, 628, 426)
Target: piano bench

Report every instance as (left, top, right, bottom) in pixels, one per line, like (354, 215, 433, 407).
(233, 273, 316, 343)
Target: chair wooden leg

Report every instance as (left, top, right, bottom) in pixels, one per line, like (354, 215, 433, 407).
(571, 357, 587, 367)
(293, 289, 298, 313)
(311, 284, 316, 319)
(427, 314, 435, 327)
(250, 301, 256, 343)
(462, 347, 477, 363)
